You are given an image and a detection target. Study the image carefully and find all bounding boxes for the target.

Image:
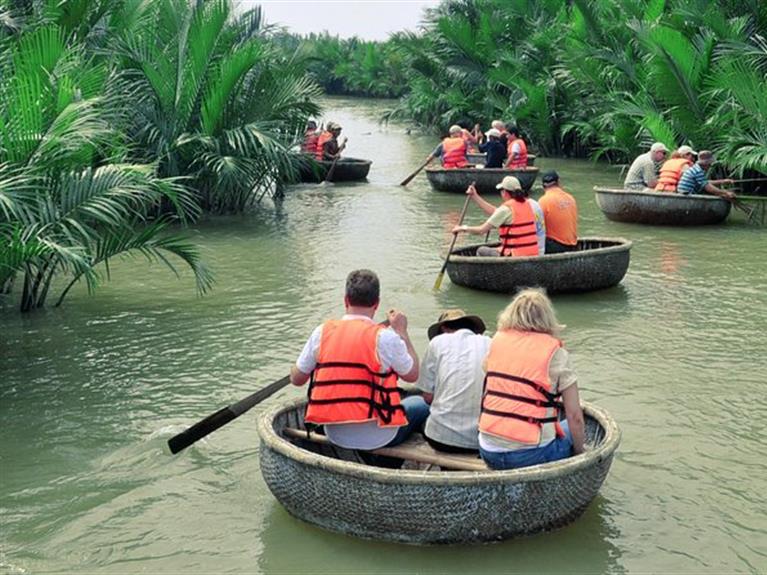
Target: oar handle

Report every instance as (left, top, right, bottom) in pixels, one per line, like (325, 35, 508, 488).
(434, 185, 474, 289)
(400, 158, 431, 186)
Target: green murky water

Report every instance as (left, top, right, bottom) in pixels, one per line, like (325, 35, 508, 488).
(1, 97, 765, 574)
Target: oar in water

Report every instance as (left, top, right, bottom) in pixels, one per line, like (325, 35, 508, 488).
(167, 318, 391, 454)
(322, 155, 340, 185)
(400, 158, 432, 186)
(434, 187, 473, 290)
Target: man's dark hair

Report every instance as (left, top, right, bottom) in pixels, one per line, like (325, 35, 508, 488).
(307, 120, 317, 129)
(508, 126, 520, 137)
(345, 269, 380, 307)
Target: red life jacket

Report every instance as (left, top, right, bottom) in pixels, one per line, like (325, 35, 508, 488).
(442, 137, 468, 169)
(655, 158, 693, 192)
(302, 131, 319, 154)
(506, 137, 528, 169)
(315, 131, 333, 160)
(498, 199, 539, 257)
(305, 319, 407, 428)
(479, 329, 564, 445)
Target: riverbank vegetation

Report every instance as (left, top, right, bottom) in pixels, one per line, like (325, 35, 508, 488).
(1, 0, 321, 312)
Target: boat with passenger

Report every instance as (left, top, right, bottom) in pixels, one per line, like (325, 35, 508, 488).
(593, 186, 731, 225)
(426, 166, 539, 194)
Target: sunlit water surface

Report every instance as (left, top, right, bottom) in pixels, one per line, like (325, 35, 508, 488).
(2, 97, 766, 574)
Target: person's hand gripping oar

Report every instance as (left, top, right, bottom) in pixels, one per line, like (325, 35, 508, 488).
(433, 182, 475, 290)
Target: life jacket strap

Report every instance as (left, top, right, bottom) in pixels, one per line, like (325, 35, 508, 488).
(480, 406, 559, 425)
(315, 360, 394, 378)
(307, 396, 406, 425)
(484, 371, 561, 401)
(484, 388, 561, 408)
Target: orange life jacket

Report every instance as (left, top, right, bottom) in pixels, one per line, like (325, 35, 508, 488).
(302, 131, 319, 154)
(305, 319, 407, 428)
(461, 129, 478, 153)
(498, 199, 539, 257)
(539, 186, 578, 246)
(506, 137, 528, 169)
(315, 131, 334, 160)
(655, 158, 693, 192)
(442, 137, 468, 169)
(479, 329, 564, 445)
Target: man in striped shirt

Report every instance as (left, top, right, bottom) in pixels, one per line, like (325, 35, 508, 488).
(677, 150, 734, 199)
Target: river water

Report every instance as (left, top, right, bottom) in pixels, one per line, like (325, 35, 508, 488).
(1, 97, 766, 574)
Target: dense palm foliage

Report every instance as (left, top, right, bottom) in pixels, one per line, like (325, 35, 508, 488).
(273, 32, 409, 98)
(382, 0, 767, 171)
(1, 0, 322, 312)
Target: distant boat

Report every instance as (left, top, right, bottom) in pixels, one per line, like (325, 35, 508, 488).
(258, 396, 621, 544)
(298, 157, 372, 183)
(594, 187, 731, 225)
(445, 237, 631, 294)
(426, 166, 539, 194)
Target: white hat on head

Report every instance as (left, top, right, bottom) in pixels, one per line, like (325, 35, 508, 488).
(485, 128, 501, 138)
(495, 176, 522, 191)
(650, 142, 669, 153)
(677, 145, 698, 156)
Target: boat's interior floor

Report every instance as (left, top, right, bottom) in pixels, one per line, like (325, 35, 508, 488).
(282, 427, 489, 471)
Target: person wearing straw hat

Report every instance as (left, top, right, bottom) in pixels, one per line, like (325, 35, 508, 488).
(624, 142, 668, 191)
(452, 176, 546, 256)
(477, 128, 506, 168)
(479, 289, 585, 470)
(416, 309, 491, 453)
(677, 150, 735, 199)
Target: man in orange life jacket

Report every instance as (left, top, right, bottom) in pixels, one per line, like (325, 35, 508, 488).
(290, 269, 428, 451)
(425, 125, 469, 169)
(538, 170, 578, 254)
(301, 120, 319, 154)
(452, 176, 546, 257)
(655, 145, 696, 192)
(505, 126, 528, 169)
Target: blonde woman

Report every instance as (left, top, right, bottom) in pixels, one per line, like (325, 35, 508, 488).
(478, 289, 585, 469)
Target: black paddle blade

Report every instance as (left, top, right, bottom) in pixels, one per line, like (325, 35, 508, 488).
(167, 406, 236, 454)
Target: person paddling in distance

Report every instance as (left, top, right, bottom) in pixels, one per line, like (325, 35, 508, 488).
(452, 176, 546, 256)
(677, 150, 735, 200)
(425, 125, 469, 169)
(479, 289, 586, 470)
(301, 120, 319, 154)
(321, 122, 347, 162)
(538, 170, 578, 254)
(416, 310, 491, 454)
(290, 269, 428, 451)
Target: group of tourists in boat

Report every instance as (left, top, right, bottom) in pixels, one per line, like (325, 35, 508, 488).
(425, 121, 529, 169)
(301, 120, 347, 162)
(289, 269, 584, 470)
(455, 170, 579, 256)
(624, 141, 735, 200)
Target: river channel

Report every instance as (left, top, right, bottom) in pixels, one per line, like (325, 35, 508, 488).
(1, 97, 766, 574)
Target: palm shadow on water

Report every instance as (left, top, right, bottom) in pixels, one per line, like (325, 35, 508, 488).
(256, 494, 624, 574)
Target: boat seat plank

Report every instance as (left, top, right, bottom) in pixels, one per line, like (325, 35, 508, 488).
(282, 427, 489, 471)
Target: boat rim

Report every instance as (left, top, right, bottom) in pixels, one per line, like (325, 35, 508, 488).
(593, 186, 729, 202)
(448, 236, 632, 265)
(426, 166, 540, 173)
(257, 398, 621, 485)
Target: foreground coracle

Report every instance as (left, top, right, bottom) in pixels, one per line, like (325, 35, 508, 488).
(593, 187, 731, 225)
(299, 157, 372, 183)
(445, 237, 631, 294)
(426, 167, 539, 194)
(258, 398, 620, 544)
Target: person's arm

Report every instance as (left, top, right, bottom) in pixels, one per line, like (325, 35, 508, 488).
(387, 309, 419, 382)
(644, 162, 659, 189)
(416, 343, 438, 404)
(703, 182, 735, 200)
(465, 183, 496, 215)
(561, 385, 585, 454)
(453, 220, 494, 236)
(290, 326, 321, 386)
(290, 365, 310, 386)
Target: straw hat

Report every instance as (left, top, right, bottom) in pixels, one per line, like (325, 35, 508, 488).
(427, 309, 486, 340)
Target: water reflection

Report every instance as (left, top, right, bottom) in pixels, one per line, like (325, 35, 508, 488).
(257, 495, 624, 574)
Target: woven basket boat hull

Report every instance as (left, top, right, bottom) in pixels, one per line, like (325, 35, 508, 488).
(258, 398, 620, 545)
(466, 153, 536, 166)
(445, 237, 631, 294)
(426, 167, 539, 194)
(594, 186, 731, 225)
(299, 157, 372, 183)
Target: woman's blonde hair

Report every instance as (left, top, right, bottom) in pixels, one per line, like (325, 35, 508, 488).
(496, 288, 563, 335)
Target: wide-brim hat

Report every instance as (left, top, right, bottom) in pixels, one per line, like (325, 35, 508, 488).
(427, 309, 486, 340)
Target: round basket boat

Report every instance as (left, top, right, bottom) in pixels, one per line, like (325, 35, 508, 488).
(426, 167, 539, 194)
(594, 186, 731, 225)
(299, 157, 372, 183)
(445, 237, 631, 294)
(258, 398, 620, 545)
(466, 153, 537, 166)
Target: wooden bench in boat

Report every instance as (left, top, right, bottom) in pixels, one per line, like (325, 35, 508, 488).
(282, 427, 489, 472)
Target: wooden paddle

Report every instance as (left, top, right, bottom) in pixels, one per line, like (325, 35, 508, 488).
(322, 155, 340, 184)
(167, 318, 391, 454)
(433, 187, 473, 290)
(400, 157, 432, 186)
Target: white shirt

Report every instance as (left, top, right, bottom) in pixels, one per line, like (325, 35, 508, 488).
(416, 329, 491, 448)
(295, 314, 414, 449)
